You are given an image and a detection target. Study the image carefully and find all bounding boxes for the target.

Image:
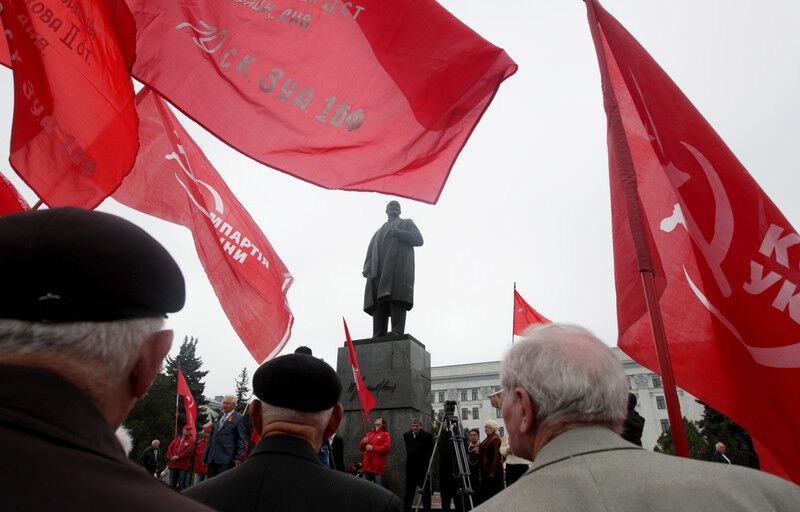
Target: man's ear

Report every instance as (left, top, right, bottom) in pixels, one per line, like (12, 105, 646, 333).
(129, 330, 173, 399)
(249, 399, 263, 437)
(516, 387, 535, 435)
(323, 403, 344, 439)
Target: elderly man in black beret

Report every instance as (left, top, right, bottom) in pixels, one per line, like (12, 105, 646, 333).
(0, 208, 213, 512)
(185, 354, 403, 512)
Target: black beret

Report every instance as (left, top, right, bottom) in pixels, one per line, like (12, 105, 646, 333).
(0, 207, 185, 322)
(253, 354, 342, 412)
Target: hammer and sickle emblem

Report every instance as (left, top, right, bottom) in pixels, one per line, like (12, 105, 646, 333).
(175, 20, 228, 54)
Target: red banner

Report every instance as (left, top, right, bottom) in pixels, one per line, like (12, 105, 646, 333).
(587, 0, 800, 483)
(177, 368, 197, 429)
(513, 288, 550, 336)
(343, 318, 376, 419)
(124, 0, 516, 204)
(0, 173, 29, 214)
(114, 88, 294, 363)
(0, 0, 138, 208)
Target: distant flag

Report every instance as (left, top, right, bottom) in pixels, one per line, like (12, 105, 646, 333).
(0, 173, 29, 215)
(513, 286, 551, 336)
(587, 0, 800, 482)
(177, 369, 197, 429)
(343, 318, 376, 434)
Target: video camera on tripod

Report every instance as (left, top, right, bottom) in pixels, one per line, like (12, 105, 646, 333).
(414, 400, 474, 511)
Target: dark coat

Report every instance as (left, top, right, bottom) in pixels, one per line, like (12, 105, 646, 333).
(141, 445, 160, 475)
(363, 217, 423, 313)
(184, 435, 402, 512)
(621, 409, 645, 446)
(0, 364, 213, 512)
(330, 434, 345, 471)
(204, 411, 246, 465)
(404, 429, 433, 478)
(712, 451, 732, 464)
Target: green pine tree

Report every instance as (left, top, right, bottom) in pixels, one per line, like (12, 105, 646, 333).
(165, 336, 210, 428)
(696, 402, 759, 468)
(654, 417, 709, 460)
(234, 367, 250, 413)
(125, 372, 175, 469)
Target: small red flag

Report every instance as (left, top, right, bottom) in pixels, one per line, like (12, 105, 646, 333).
(113, 88, 293, 363)
(177, 369, 197, 429)
(124, 0, 516, 204)
(513, 289, 551, 336)
(343, 318, 376, 417)
(587, 0, 800, 483)
(0, 0, 138, 208)
(0, 173, 29, 215)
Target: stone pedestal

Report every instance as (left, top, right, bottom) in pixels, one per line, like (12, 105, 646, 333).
(336, 334, 431, 500)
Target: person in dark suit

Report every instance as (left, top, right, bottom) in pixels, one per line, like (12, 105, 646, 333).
(204, 395, 246, 477)
(0, 208, 213, 512)
(141, 439, 161, 477)
(621, 393, 645, 446)
(403, 419, 433, 512)
(184, 354, 402, 512)
(329, 433, 345, 471)
(711, 442, 732, 464)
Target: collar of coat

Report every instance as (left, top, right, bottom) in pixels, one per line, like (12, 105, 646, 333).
(249, 434, 323, 465)
(527, 426, 642, 475)
(0, 363, 127, 463)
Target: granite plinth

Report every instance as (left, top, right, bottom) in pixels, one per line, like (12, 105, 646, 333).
(336, 334, 432, 500)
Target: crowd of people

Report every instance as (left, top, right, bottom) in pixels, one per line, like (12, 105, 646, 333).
(1, 208, 799, 511)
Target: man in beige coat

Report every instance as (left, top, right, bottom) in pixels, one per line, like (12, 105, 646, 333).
(475, 323, 800, 511)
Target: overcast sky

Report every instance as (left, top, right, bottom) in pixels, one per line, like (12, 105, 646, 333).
(1, 0, 798, 398)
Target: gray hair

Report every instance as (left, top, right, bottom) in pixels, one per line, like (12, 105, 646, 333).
(501, 323, 628, 432)
(0, 317, 164, 377)
(260, 403, 333, 433)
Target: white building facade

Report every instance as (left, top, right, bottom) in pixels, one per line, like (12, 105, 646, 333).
(431, 349, 704, 450)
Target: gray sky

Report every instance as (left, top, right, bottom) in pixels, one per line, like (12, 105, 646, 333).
(1, 0, 798, 398)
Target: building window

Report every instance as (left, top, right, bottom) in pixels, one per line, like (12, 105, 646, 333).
(472, 407, 479, 420)
(461, 390, 468, 402)
(496, 408, 502, 418)
(438, 391, 445, 403)
(462, 408, 469, 420)
(656, 396, 666, 410)
(652, 376, 662, 388)
(499, 427, 505, 438)
(471, 389, 478, 401)
(660, 419, 670, 433)
(430, 393, 435, 404)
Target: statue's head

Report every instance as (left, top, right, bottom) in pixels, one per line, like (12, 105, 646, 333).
(386, 201, 401, 218)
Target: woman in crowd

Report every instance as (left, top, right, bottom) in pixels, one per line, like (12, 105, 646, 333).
(467, 428, 482, 504)
(359, 417, 391, 487)
(478, 419, 504, 502)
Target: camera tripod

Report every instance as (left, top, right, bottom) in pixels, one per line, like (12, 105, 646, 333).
(414, 400, 474, 511)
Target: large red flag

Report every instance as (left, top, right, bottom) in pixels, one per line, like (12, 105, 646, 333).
(513, 288, 551, 336)
(0, 173, 29, 214)
(343, 318, 377, 418)
(0, 0, 138, 208)
(177, 368, 197, 429)
(114, 88, 294, 363)
(123, 0, 516, 204)
(587, 0, 800, 483)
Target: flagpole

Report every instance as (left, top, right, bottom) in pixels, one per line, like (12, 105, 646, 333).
(585, 0, 689, 458)
(32, 200, 42, 210)
(641, 271, 690, 457)
(511, 282, 516, 345)
(174, 367, 180, 439)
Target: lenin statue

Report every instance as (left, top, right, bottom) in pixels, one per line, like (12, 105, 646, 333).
(363, 201, 423, 337)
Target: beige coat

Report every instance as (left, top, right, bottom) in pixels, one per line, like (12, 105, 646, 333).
(475, 426, 800, 511)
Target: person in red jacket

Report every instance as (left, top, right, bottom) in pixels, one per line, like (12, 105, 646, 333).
(193, 425, 212, 485)
(167, 426, 195, 491)
(359, 417, 392, 487)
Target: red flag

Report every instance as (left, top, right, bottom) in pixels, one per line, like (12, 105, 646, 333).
(0, 0, 138, 208)
(0, 173, 29, 215)
(587, 0, 800, 483)
(123, 0, 516, 204)
(343, 318, 376, 417)
(0, 23, 9, 67)
(113, 88, 293, 363)
(513, 289, 551, 336)
(177, 369, 197, 429)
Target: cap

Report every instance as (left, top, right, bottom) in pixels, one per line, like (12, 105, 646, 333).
(253, 354, 342, 412)
(0, 207, 185, 322)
